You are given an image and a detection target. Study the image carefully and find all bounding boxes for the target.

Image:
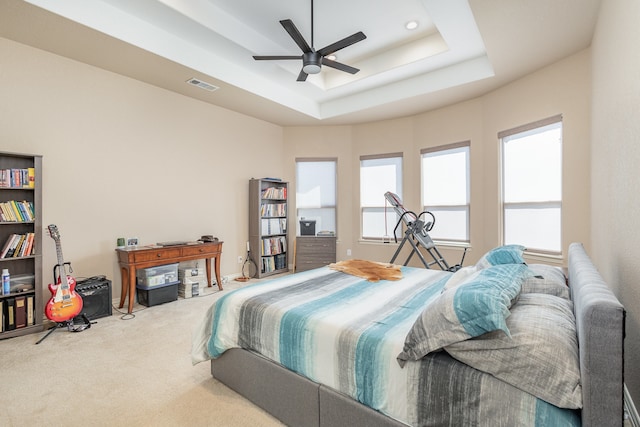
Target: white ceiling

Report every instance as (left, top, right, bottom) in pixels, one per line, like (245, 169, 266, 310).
(1, 0, 601, 126)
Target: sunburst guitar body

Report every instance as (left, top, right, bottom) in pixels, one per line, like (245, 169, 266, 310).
(44, 224, 83, 322)
(45, 274, 83, 322)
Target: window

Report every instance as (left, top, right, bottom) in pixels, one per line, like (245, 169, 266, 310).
(500, 116, 562, 253)
(360, 153, 403, 240)
(295, 159, 337, 235)
(421, 142, 470, 242)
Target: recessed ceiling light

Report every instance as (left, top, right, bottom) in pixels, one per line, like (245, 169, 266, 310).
(405, 20, 419, 30)
(326, 54, 337, 61)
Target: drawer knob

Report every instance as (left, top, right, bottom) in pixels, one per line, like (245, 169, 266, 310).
(157, 253, 162, 257)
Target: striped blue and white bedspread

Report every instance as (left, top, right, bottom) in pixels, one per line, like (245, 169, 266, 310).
(192, 266, 580, 426)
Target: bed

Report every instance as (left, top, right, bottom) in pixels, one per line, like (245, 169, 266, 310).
(191, 243, 625, 426)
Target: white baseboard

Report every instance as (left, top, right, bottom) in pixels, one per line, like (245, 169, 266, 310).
(625, 384, 639, 427)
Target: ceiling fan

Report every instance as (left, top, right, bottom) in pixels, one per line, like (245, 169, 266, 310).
(252, 0, 366, 82)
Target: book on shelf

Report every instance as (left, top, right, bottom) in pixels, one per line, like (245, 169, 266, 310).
(4, 297, 15, 331)
(23, 233, 35, 257)
(14, 296, 27, 329)
(261, 218, 287, 235)
(0, 168, 35, 189)
(28, 168, 35, 188)
(260, 202, 287, 217)
(12, 234, 26, 257)
(0, 233, 35, 258)
(261, 236, 287, 256)
(0, 234, 16, 258)
(0, 200, 34, 222)
(261, 186, 287, 200)
(26, 295, 34, 326)
(261, 253, 287, 273)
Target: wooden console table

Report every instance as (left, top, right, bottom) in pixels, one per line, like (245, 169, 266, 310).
(116, 241, 223, 313)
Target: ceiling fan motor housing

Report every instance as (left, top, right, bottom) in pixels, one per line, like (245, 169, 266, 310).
(302, 51, 322, 74)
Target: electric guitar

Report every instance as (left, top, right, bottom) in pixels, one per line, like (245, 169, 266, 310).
(45, 224, 83, 322)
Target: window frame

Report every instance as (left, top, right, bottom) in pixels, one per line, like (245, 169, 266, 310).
(420, 141, 471, 243)
(295, 157, 338, 236)
(499, 115, 563, 255)
(360, 153, 403, 241)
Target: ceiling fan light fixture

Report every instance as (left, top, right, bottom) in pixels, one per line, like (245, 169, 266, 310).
(303, 64, 321, 74)
(302, 52, 322, 74)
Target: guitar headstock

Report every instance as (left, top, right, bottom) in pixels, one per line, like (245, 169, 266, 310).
(48, 224, 60, 241)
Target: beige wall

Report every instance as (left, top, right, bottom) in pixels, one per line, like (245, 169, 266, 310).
(285, 49, 591, 270)
(0, 37, 284, 300)
(591, 0, 640, 406)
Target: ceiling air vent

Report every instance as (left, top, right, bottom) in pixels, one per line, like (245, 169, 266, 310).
(186, 78, 219, 92)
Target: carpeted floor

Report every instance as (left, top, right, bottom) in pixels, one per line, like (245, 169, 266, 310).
(0, 279, 284, 427)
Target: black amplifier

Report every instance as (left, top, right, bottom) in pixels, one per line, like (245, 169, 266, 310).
(73, 276, 112, 322)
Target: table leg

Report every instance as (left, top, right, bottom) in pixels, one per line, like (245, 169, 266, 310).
(205, 258, 212, 287)
(214, 255, 223, 290)
(118, 266, 128, 309)
(127, 267, 136, 313)
(204, 256, 223, 290)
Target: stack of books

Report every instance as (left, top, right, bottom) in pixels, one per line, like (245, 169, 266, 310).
(0, 200, 34, 222)
(0, 233, 35, 258)
(0, 168, 35, 188)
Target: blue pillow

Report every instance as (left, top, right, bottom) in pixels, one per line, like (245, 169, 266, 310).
(476, 244, 526, 269)
(397, 263, 531, 366)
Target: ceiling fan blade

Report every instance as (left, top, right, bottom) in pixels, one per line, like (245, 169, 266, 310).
(317, 31, 366, 56)
(253, 55, 301, 60)
(297, 69, 309, 82)
(321, 58, 359, 74)
(280, 19, 312, 53)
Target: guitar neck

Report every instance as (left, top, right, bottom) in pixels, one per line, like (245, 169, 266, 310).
(54, 240, 69, 287)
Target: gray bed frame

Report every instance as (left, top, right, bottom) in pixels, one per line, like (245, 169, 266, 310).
(211, 243, 625, 427)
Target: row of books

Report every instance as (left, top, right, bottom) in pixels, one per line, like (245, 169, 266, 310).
(2, 295, 35, 332)
(261, 186, 287, 200)
(0, 168, 35, 189)
(1, 233, 35, 258)
(261, 218, 287, 235)
(261, 253, 287, 273)
(260, 202, 287, 217)
(261, 236, 287, 256)
(0, 200, 35, 222)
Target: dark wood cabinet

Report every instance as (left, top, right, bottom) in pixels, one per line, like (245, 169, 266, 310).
(295, 236, 336, 272)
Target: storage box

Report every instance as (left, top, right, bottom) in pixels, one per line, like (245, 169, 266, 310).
(299, 220, 316, 236)
(178, 278, 205, 298)
(178, 267, 205, 281)
(136, 263, 178, 288)
(136, 281, 179, 307)
(10, 274, 35, 293)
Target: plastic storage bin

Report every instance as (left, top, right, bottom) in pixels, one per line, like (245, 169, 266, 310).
(299, 220, 316, 236)
(136, 263, 178, 288)
(136, 281, 179, 307)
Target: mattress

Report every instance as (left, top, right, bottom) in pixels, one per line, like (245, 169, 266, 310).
(192, 264, 581, 426)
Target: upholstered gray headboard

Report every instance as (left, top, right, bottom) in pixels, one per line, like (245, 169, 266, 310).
(568, 242, 626, 427)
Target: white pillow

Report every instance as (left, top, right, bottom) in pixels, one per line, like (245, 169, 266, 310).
(442, 265, 480, 291)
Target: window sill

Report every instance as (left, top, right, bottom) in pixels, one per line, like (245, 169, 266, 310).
(523, 250, 564, 266)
